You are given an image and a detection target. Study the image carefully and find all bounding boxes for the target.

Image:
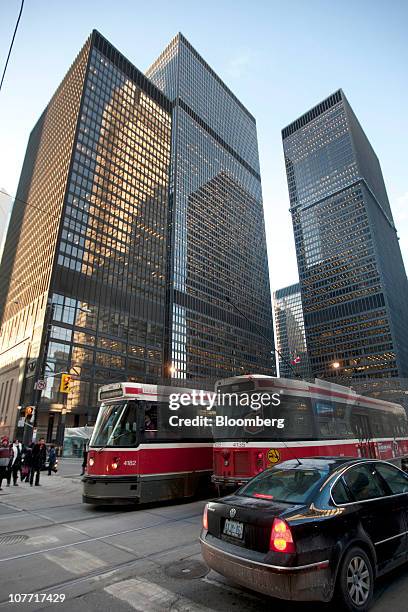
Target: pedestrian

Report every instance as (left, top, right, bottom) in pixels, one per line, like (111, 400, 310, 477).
(30, 438, 46, 486)
(21, 444, 32, 482)
(0, 436, 11, 491)
(47, 445, 57, 476)
(9, 439, 22, 486)
(81, 439, 89, 476)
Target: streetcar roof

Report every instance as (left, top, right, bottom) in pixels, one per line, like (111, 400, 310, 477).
(214, 374, 405, 414)
(98, 382, 212, 403)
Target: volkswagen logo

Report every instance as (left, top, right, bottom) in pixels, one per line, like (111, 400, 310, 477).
(229, 508, 236, 518)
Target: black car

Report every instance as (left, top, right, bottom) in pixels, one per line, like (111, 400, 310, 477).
(200, 457, 408, 611)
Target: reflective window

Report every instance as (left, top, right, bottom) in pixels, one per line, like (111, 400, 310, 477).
(343, 464, 386, 501)
(375, 463, 408, 495)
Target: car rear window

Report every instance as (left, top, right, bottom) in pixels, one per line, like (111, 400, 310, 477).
(238, 467, 328, 504)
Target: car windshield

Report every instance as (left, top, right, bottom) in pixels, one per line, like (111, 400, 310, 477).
(238, 466, 328, 504)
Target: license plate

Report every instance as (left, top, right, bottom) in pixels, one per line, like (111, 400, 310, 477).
(223, 518, 244, 539)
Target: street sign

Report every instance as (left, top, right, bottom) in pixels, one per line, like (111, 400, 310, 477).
(17, 418, 25, 427)
(34, 379, 46, 390)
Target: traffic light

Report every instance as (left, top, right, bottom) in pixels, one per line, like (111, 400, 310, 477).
(60, 374, 71, 394)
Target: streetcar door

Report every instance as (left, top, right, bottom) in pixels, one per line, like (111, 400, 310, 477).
(352, 413, 376, 458)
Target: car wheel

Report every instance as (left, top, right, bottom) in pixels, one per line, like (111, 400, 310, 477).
(336, 546, 374, 611)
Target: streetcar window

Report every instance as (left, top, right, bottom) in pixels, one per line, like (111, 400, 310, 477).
(140, 402, 212, 443)
(279, 398, 314, 439)
(144, 406, 158, 439)
(313, 400, 353, 439)
(212, 395, 315, 441)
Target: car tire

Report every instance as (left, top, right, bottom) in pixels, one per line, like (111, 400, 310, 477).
(336, 546, 374, 612)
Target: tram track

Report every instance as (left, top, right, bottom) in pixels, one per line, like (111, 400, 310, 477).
(0, 506, 203, 537)
(0, 495, 206, 537)
(0, 510, 203, 563)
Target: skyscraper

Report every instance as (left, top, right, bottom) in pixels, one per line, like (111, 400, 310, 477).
(282, 89, 408, 380)
(0, 31, 274, 440)
(273, 283, 312, 380)
(0, 31, 172, 439)
(147, 34, 274, 381)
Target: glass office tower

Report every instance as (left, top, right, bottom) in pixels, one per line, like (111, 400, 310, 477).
(282, 90, 408, 379)
(0, 30, 275, 441)
(273, 283, 312, 380)
(147, 33, 275, 380)
(0, 31, 172, 439)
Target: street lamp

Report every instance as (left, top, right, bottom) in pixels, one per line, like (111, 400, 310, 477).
(314, 361, 342, 381)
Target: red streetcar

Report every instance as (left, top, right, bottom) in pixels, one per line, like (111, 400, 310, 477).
(212, 375, 408, 489)
(83, 382, 213, 504)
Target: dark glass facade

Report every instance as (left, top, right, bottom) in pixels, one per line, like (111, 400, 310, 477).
(0, 31, 172, 437)
(147, 34, 275, 380)
(0, 30, 274, 440)
(273, 283, 312, 380)
(282, 90, 408, 379)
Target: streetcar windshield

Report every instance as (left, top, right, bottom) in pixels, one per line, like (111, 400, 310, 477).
(91, 401, 140, 447)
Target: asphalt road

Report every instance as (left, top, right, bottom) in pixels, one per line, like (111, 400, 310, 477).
(0, 459, 407, 611)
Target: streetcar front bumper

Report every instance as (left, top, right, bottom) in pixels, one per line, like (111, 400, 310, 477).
(82, 475, 140, 505)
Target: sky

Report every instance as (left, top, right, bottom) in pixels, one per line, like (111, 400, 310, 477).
(0, 0, 407, 292)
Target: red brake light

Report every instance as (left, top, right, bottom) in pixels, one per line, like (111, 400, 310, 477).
(254, 493, 273, 499)
(270, 518, 295, 553)
(203, 504, 208, 530)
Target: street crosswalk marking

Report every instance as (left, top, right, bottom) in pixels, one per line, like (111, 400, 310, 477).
(43, 548, 106, 574)
(105, 577, 213, 611)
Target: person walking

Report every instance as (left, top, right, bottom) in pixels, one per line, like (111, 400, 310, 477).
(21, 444, 32, 482)
(0, 436, 11, 491)
(47, 445, 57, 476)
(81, 439, 89, 476)
(9, 439, 22, 486)
(30, 438, 46, 486)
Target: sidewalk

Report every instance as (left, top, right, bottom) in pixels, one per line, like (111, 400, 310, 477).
(0, 459, 83, 506)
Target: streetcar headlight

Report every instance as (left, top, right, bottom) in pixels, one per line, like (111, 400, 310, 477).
(89, 458, 94, 467)
(111, 458, 120, 470)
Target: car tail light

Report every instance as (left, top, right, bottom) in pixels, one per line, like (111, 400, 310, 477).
(270, 518, 295, 553)
(203, 504, 208, 530)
